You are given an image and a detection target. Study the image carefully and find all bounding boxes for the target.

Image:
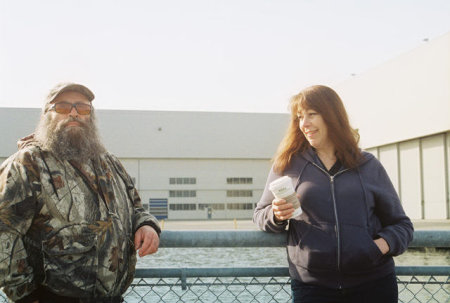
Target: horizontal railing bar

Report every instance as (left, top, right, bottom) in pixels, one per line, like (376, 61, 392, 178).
(159, 230, 450, 248)
(131, 282, 290, 288)
(408, 230, 450, 247)
(135, 267, 289, 278)
(396, 266, 450, 276)
(135, 266, 450, 278)
(159, 231, 280, 247)
(159, 230, 285, 247)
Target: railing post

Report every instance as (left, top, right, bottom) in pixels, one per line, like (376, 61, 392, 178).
(181, 268, 187, 290)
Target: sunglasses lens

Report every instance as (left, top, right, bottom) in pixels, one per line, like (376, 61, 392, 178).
(52, 102, 91, 115)
(54, 103, 72, 114)
(76, 104, 91, 115)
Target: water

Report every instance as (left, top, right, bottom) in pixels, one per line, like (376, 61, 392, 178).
(137, 247, 450, 268)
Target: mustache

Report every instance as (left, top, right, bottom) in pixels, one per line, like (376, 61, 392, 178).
(60, 116, 89, 128)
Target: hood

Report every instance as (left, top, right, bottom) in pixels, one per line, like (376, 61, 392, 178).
(17, 134, 39, 150)
(299, 147, 375, 168)
(359, 150, 375, 165)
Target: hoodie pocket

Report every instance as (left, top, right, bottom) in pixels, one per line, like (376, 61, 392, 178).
(42, 225, 98, 297)
(288, 222, 337, 271)
(340, 224, 383, 273)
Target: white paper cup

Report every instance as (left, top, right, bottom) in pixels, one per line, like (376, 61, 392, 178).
(269, 176, 302, 217)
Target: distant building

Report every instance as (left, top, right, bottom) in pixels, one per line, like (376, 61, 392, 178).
(1, 32, 448, 220)
(0, 109, 288, 220)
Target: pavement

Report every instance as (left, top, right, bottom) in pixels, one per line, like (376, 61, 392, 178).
(409, 219, 450, 230)
(159, 219, 450, 231)
(160, 219, 258, 230)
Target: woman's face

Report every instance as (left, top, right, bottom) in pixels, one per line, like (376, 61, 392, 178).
(297, 108, 332, 151)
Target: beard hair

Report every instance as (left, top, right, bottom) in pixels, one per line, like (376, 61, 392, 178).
(34, 110, 106, 163)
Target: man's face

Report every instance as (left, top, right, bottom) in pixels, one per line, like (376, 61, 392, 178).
(35, 90, 104, 161)
(49, 91, 92, 128)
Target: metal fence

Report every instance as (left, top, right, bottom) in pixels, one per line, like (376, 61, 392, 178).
(1, 230, 449, 302)
(123, 266, 449, 303)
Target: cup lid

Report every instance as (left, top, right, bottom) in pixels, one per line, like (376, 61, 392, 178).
(269, 176, 292, 190)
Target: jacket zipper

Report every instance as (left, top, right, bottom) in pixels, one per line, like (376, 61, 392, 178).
(329, 175, 340, 270)
(311, 163, 349, 288)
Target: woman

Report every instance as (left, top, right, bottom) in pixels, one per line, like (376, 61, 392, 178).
(253, 85, 413, 303)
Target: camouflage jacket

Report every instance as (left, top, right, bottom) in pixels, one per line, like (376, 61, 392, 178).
(0, 142, 160, 301)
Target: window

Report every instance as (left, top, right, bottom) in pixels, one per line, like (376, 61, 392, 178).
(198, 203, 225, 210)
(226, 190, 253, 197)
(169, 203, 197, 211)
(149, 199, 168, 219)
(169, 190, 196, 197)
(169, 177, 196, 184)
(227, 203, 254, 210)
(226, 177, 253, 184)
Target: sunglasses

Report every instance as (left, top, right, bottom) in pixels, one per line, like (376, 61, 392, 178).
(48, 102, 92, 115)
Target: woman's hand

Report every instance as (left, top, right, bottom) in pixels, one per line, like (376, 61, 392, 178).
(374, 237, 390, 255)
(272, 198, 294, 222)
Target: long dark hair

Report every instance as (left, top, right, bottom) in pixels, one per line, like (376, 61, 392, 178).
(273, 85, 362, 173)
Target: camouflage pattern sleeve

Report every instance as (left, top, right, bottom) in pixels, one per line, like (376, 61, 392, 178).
(107, 154, 161, 236)
(129, 182, 161, 236)
(0, 150, 40, 301)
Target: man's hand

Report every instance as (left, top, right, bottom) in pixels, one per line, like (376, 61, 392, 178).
(134, 225, 159, 257)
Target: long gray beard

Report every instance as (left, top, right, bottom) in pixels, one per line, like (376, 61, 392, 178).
(35, 112, 106, 163)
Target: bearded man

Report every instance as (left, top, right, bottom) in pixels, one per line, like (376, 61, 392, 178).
(0, 83, 161, 303)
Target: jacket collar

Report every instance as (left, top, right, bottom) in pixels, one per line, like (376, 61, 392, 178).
(299, 146, 374, 169)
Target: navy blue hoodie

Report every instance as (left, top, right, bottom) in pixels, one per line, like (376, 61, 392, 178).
(253, 148, 414, 289)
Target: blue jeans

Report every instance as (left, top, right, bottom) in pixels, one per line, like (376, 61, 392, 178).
(291, 272, 398, 303)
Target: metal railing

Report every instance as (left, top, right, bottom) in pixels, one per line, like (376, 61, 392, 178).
(1, 230, 449, 302)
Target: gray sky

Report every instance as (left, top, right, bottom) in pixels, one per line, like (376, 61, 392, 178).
(1, 0, 449, 113)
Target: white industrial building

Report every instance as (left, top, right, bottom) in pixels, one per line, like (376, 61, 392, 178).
(335, 32, 449, 220)
(0, 32, 448, 221)
(0, 109, 289, 220)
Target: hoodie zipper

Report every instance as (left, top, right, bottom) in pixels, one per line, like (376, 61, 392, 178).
(330, 175, 341, 271)
(311, 162, 349, 288)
